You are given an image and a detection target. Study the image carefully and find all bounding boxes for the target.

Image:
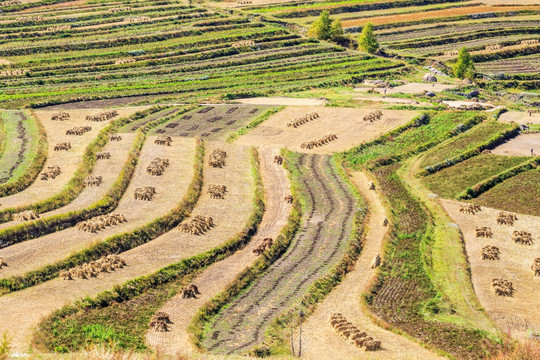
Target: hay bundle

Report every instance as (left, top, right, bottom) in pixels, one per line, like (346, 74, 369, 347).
(134, 186, 156, 201)
(84, 175, 103, 187)
(12, 210, 39, 222)
(66, 126, 91, 136)
(179, 215, 214, 235)
(76, 213, 127, 232)
(108, 134, 122, 141)
(182, 284, 200, 299)
(521, 39, 539, 46)
(286, 111, 319, 128)
(46, 25, 71, 32)
(108, 7, 131, 13)
(86, 110, 119, 122)
(512, 230, 533, 245)
(274, 155, 283, 165)
(363, 110, 383, 122)
(54, 142, 71, 151)
(481, 245, 500, 260)
(0, 257, 7, 269)
(475, 226, 493, 238)
(146, 158, 169, 176)
(284, 195, 293, 204)
(300, 134, 337, 149)
(40, 165, 61, 180)
(154, 136, 172, 146)
(253, 238, 273, 256)
(329, 313, 381, 351)
(0, 69, 26, 76)
(492, 278, 514, 297)
(497, 211, 517, 226)
(459, 204, 481, 215)
(231, 39, 255, 48)
(149, 312, 172, 332)
(370, 253, 381, 269)
(207, 184, 227, 199)
(485, 44, 502, 51)
(532, 258, 540, 276)
(209, 149, 227, 168)
(96, 151, 111, 160)
(61, 254, 127, 280)
(125, 16, 150, 22)
(115, 58, 136, 65)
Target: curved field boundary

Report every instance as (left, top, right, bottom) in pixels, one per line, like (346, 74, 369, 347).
(146, 147, 291, 355)
(0, 107, 151, 220)
(0, 111, 30, 183)
(0, 110, 47, 198)
(299, 171, 443, 360)
(202, 153, 357, 355)
(0, 136, 197, 291)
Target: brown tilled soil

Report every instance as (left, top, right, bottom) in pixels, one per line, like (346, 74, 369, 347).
(0, 108, 142, 210)
(440, 199, 540, 339)
(0, 142, 255, 353)
(299, 171, 443, 360)
(492, 133, 540, 157)
(0, 133, 137, 231)
(236, 106, 417, 154)
(146, 147, 291, 356)
(0, 136, 196, 279)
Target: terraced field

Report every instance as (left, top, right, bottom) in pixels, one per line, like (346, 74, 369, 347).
(202, 153, 357, 354)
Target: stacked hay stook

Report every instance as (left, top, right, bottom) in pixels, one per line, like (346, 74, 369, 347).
(476, 226, 493, 238)
(53, 142, 71, 151)
(12, 210, 39, 221)
(182, 284, 200, 298)
(284, 195, 293, 204)
(330, 313, 381, 351)
(40, 165, 61, 180)
(481, 245, 500, 260)
(50, 112, 70, 121)
(96, 151, 111, 160)
(532, 258, 540, 276)
(0, 257, 7, 269)
(273, 155, 283, 165)
(497, 211, 517, 226)
(492, 278, 514, 297)
(459, 204, 482, 215)
(146, 158, 169, 176)
(232, 39, 255, 48)
(300, 134, 337, 149)
(108, 134, 122, 141)
(512, 230, 533, 245)
(253, 238, 273, 255)
(178, 215, 214, 235)
(207, 184, 227, 199)
(134, 186, 156, 201)
(60, 254, 127, 280)
(154, 135, 172, 146)
(150, 312, 172, 332)
(86, 110, 119, 122)
(286, 111, 319, 128)
(209, 149, 226, 168)
(363, 110, 383, 123)
(84, 175, 103, 187)
(66, 126, 91, 135)
(76, 213, 127, 232)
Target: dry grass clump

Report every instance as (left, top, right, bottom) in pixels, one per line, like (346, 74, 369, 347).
(86, 110, 119, 122)
(330, 313, 381, 351)
(134, 186, 156, 201)
(146, 158, 169, 176)
(481, 245, 500, 260)
(300, 134, 337, 149)
(209, 149, 226, 168)
(363, 110, 383, 122)
(40, 165, 61, 180)
(253, 237, 273, 256)
(207, 184, 226, 199)
(59, 254, 126, 280)
(488, 338, 540, 360)
(76, 213, 127, 232)
(181, 284, 200, 299)
(178, 215, 214, 235)
(492, 278, 514, 297)
(12, 210, 39, 221)
(149, 312, 172, 332)
(286, 111, 319, 128)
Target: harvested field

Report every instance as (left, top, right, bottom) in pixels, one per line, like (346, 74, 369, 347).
(474, 169, 540, 216)
(203, 153, 357, 354)
(499, 110, 540, 125)
(118, 106, 185, 133)
(355, 83, 457, 94)
(146, 147, 290, 356)
(0, 133, 137, 231)
(491, 133, 540, 157)
(235, 97, 327, 106)
(300, 171, 442, 360)
(0, 141, 254, 353)
(236, 106, 417, 154)
(0, 136, 195, 279)
(150, 105, 270, 140)
(0, 108, 140, 210)
(441, 200, 540, 339)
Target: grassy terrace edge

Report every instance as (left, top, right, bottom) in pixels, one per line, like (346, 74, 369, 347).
(32, 146, 266, 352)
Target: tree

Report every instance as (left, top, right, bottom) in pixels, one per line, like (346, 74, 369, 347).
(308, 10, 332, 40)
(453, 47, 475, 79)
(357, 22, 378, 53)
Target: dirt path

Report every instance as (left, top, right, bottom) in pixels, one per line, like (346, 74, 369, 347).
(491, 133, 540, 157)
(440, 199, 540, 339)
(234, 97, 327, 106)
(0, 133, 137, 231)
(236, 107, 417, 154)
(203, 154, 357, 354)
(0, 108, 141, 209)
(300, 171, 443, 360)
(0, 142, 257, 353)
(355, 83, 457, 94)
(0, 136, 196, 279)
(146, 147, 291, 356)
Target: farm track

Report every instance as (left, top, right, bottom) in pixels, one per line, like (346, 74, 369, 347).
(0, 142, 254, 353)
(0, 108, 137, 209)
(146, 147, 291, 356)
(0, 133, 137, 231)
(0, 136, 196, 279)
(300, 171, 443, 360)
(0, 111, 28, 184)
(203, 154, 356, 354)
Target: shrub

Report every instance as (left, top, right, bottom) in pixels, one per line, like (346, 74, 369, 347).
(358, 22, 379, 54)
